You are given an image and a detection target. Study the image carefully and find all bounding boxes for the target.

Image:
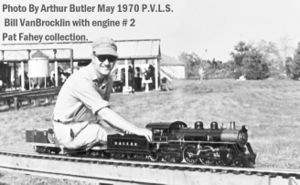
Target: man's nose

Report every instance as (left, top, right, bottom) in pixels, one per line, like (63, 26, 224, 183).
(102, 58, 110, 65)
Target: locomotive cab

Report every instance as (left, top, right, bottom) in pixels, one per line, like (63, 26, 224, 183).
(146, 121, 187, 142)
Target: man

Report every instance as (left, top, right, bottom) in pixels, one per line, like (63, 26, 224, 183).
(198, 67, 204, 81)
(52, 37, 152, 150)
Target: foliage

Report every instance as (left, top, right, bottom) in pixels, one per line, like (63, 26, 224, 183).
(231, 41, 270, 80)
(290, 43, 300, 79)
(285, 57, 294, 79)
(179, 52, 232, 79)
(278, 35, 295, 60)
(231, 41, 252, 67)
(179, 52, 201, 78)
(242, 49, 269, 79)
(283, 43, 300, 80)
(179, 40, 282, 80)
(255, 40, 284, 77)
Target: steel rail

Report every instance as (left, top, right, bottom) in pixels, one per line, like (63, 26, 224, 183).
(0, 150, 299, 185)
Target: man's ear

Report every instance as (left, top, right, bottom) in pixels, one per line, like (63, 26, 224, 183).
(91, 55, 98, 64)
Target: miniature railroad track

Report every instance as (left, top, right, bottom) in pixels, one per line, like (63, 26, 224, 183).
(0, 150, 299, 185)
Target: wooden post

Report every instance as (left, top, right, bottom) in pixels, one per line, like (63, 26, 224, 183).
(29, 77, 33, 90)
(70, 49, 74, 74)
(20, 61, 25, 91)
(13, 63, 17, 89)
(123, 59, 129, 93)
(154, 58, 159, 90)
(54, 49, 59, 87)
(131, 60, 135, 91)
(13, 97, 19, 110)
(27, 49, 31, 60)
(1, 50, 4, 62)
(34, 98, 40, 107)
(26, 49, 31, 90)
(54, 61, 58, 87)
(44, 76, 47, 88)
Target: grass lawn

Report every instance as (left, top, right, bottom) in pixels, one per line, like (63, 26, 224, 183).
(1, 79, 300, 184)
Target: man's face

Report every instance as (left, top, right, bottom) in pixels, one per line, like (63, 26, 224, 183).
(93, 55, 117, 76)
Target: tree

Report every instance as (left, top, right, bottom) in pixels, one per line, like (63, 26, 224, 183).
(278, 35, 295, 63)
(242, 49, 269, 79)
(290, 43, 300, 79)
(179, 52, 202, 78)
(230, 42, 252, 78)
(231, 41, 252, 67)
(285, 57, 293, 78)
(256, 40, 283, 77)
(231, 41, 269, 80)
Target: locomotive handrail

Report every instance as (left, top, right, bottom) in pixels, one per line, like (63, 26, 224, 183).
(165, 140, 236, 144)
(152, 136, 168, 142)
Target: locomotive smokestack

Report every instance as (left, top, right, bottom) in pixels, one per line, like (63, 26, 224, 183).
(233, 121, 236, 129)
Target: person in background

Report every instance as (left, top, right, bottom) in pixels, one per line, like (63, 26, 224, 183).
(160, 77, 172, 91)
(52, 37, 152, 150)
(134, 67, 142, 91)
(147, 64, 155, 90)
(128, 65, 134, 89)
(198, 67, 204, 81)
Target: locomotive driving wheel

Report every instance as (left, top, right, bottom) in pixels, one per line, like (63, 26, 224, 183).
(183, 145, 198, 164)
(149, 151, 162, 162)
(198, 146, 215, 165)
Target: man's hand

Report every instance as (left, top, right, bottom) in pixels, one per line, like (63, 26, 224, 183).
(97, 108, 152, 141)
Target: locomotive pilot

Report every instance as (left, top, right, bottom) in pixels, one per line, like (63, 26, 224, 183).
(52, 37, 152, 149)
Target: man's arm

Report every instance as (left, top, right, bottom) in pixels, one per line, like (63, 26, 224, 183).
(97, 107, 152, 141)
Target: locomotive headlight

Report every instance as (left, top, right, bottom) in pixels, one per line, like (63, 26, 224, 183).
(238, 132, 248, 146)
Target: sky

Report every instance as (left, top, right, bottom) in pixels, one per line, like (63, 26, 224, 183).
(0, 0, 300, 61)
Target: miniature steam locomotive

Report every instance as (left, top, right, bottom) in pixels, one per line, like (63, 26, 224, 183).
(26, 121, 256, 167)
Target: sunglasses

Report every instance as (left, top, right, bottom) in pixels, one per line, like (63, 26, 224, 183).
(97, 55, 117, 63)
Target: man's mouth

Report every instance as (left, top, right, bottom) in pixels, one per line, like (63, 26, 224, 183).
(100, 67, 110, 71)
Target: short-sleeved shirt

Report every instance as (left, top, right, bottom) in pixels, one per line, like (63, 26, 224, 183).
(53, 63, 113, 123)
